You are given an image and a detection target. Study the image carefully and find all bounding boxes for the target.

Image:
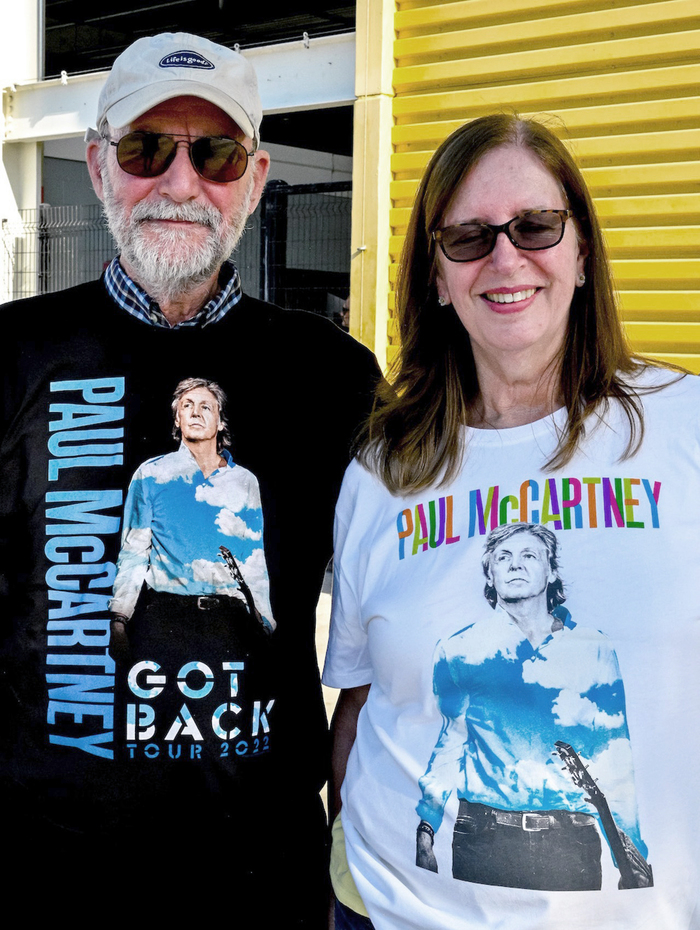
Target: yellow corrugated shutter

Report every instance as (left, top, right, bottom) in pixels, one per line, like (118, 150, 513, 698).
(389, 0, 700, 370)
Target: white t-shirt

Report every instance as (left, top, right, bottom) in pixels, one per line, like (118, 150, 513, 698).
(324, 369, 700, 930)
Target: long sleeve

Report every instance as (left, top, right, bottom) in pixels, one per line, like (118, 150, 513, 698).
(109, 470, 152, 619)
(416, 643, 471, 833)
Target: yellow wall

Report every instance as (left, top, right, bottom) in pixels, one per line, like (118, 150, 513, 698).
(360, 0, 699, 371)
(350, 0, 395, 369)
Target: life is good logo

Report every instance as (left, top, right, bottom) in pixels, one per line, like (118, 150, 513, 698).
(159, 51, 214, 70)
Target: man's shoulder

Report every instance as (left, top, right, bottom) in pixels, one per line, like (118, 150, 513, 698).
(131, 448, 196, 482)
(235, 294, 377, 365)
(438, 607, 521, 660)
(1, 279, 111, 331)
(2, 279, 108, 313)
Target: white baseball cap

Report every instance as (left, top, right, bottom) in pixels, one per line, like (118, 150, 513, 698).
(96, 32, 262, 145)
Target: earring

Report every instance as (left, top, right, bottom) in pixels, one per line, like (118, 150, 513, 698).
(577, 272, 586, 286)
(438, 295, 448, 307)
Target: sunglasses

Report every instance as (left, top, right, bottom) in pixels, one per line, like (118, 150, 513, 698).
(432, 210, 574, 263)
(108, 131, 255, 183)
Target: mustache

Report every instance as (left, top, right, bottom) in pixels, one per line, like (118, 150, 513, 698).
(130, 199, 222, 230)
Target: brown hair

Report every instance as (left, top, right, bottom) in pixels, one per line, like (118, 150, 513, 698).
(359, 113, 668, 493)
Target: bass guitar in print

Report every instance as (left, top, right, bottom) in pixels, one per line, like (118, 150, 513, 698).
(554, 741, 653, 889)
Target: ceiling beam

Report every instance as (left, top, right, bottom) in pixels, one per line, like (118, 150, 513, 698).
(3, 32, 355, 142)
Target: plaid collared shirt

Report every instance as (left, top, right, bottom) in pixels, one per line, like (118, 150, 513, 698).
(103, 257, 243, 328)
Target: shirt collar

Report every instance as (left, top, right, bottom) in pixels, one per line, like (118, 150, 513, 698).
(177, 441, 234, 468)
(492, 602, 573, 629)
(104, 257, 242, 329)
(492, 603, 575, 653)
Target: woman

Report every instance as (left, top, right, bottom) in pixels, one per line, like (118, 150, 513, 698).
(324, 114, 700, 929)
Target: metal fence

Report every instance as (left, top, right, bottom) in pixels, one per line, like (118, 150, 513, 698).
(3, 181, 352, 322)
(6, 204, 113, 300)
(257, 180, 352, 318)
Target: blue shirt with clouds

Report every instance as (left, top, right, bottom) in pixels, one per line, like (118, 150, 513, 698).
(110, 443, 275, 632)
(417, 604, 646, 855)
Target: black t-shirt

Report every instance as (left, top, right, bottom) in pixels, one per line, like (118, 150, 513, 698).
(0, 279, 379, 846)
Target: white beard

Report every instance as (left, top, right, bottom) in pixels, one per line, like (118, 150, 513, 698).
(102, 172, 254, 305)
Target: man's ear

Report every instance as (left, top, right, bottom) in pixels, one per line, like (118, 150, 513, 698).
(247, 149, 271, 215)
(86, 140, 106, 202)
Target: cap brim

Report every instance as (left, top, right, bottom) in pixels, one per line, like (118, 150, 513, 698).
(103, 81, 257, 143)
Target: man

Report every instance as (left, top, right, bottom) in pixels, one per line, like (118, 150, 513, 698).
(0, 32, 378, 923)
(110, 377, 274, 649)
(416, 523, 652, 891)
(111, 377, 275, 791)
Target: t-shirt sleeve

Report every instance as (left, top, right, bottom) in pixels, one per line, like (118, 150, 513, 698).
(322, 462, 374, 689)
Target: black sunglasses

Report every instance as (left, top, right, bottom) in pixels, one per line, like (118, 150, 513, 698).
(433, 210, 574, 263)
(108, 131, 255, 183)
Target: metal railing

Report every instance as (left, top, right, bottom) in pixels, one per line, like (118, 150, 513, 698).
(7, 204, 114, 300)
(258, 180, 351, 317)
